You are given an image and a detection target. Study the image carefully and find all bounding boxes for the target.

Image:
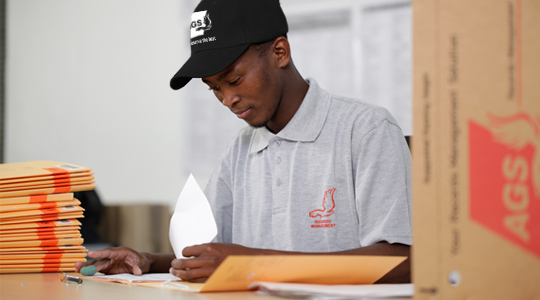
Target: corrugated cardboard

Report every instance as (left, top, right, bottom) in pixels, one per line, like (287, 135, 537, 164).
(412, 0, 540, 299)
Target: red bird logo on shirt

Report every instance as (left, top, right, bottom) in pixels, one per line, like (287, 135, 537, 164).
(309, 188, 336, 219)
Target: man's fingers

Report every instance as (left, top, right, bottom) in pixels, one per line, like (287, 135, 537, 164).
(132, 265, 143, 276)
(74, 261, 91, 272)
(90, 258, 112, 273)
(86, 249, 113, 259)
(171, 255, 218, 270)
(171, 258, 196, 270)
(170, 266, 211, 282)
(73, 246, 150, 276)
(182, 243, 211, 258)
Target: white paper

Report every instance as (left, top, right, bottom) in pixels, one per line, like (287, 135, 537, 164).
(85, 273, 200, 292)
(169, 174, 218, 258)
(250, 282, 414, 299)
(87, 273, 181, 283)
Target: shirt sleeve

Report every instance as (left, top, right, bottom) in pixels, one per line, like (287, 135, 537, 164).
(354, 116, 413, 246)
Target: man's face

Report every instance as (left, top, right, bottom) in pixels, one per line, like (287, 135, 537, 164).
(202, 46, 282, 129)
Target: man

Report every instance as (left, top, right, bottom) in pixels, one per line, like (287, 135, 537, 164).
(75, 0, 412, 283)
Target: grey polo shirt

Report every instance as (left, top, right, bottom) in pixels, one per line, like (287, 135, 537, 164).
(204, 78, 412, 252)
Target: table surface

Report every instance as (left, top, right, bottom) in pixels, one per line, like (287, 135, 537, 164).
(0, 273, 412, 300)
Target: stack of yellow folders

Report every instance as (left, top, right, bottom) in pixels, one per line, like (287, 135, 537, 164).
(0, 161, 96, 273)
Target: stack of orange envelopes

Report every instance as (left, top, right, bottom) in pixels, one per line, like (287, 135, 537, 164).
(0, 161, 96, 273)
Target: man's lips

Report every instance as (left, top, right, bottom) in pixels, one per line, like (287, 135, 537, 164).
(233, 108, 251, 119)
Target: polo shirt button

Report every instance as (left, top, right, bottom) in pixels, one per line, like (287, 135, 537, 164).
(276, 157, 281, 164)
(276, 179, 281, 186)
(275, 140, 281, 146)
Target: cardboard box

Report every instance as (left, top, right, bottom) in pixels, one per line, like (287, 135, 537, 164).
(412, 0, 540, 299)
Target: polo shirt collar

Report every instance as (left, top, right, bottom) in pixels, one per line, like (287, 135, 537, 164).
(249, 78, 331, 154)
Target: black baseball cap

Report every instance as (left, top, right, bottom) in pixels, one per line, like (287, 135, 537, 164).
(170, 0, 289, 90)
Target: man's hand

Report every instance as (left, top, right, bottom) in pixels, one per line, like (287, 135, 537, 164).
(170, 243, 266, 282)
(74, 246, 151, 276)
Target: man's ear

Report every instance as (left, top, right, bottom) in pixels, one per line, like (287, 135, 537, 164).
(271, 36, 291, 68)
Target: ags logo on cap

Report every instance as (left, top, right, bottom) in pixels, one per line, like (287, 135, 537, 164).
(191, 11, 212, 39)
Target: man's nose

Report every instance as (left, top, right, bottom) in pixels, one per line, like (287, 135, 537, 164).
(221, 90, 240, 107)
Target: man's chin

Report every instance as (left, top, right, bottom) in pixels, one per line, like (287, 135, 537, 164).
(245, 120, 267, 129)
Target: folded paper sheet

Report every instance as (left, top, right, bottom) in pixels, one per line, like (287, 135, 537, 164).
(169, 174, 217, 258)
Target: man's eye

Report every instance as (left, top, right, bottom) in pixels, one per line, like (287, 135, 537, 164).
(229, 77, 241, 85)
(208, 86, 219, 92)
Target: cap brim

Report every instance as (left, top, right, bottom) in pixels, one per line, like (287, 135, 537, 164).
(170, 44, 250, 90)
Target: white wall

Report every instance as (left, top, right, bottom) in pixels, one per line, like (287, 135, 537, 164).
(6, 0, 190, 208)
(5, 0, 411, 210)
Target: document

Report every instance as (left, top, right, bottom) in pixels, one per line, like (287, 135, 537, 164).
(168, 174, 217, 258)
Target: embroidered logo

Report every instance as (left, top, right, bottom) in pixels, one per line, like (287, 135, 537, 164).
(469, 111, 540, 258)
(310, 188, 337, 228)
(190, 11, 212, 39)
(309, 188, 336, 218)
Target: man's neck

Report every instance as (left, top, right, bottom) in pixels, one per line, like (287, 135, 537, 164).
(266, 73, 309, 134)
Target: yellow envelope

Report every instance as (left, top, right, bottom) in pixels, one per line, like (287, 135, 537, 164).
(0, 257, 86, 264)
(0, 225, 80, 235)
(0, 183, 95, 198)
(0, 262, 76, 271)
(200, 255, 406, 292)
(0, 193, 74, 205)
(0, 205, 84, 219)
(0, 198, 81, 213)
(0, 212, 84, 225)
(0, 237, 84, 248)
(0, 229, 79, 238)
(0, 219, 81, 230)
(0, 231, 81, 242)
(0, 175, 94, 189)
(0, 179, 95, 192)
(0, 267, 75, 273)
(0, 172, 94, 185)
(0, 161, 91, 181)
(0, 245, 86, 253)
(0, 250, 86, 255)
(0, 252, 87, 259)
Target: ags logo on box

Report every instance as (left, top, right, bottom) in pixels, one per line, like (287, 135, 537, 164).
(469, 112, 540, 258)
